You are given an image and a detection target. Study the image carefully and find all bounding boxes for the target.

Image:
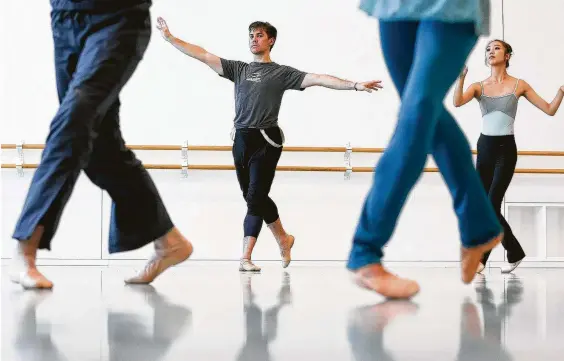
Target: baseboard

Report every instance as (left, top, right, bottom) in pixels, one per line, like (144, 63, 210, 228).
(2, 258, 564, 268)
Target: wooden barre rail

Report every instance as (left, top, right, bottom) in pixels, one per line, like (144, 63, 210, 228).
(2, 143, 564, 157)
(3, 163, 564, 174)
(0, 144, 374, 152)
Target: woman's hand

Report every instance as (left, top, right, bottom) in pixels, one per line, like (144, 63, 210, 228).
(156, 17, 173, 41)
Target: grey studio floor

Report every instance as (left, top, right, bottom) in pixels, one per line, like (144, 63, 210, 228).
(2, 263, 564, 361)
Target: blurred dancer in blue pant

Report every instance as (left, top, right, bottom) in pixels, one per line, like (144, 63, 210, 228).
(10, 0, 193, 289)
(347, 0, 503, 299)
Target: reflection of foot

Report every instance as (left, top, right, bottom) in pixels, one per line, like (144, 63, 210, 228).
(282, 271, 290, 285)
(239, 259, 261, 272)
(350, 300, 419, 331)
(501, 259, 523, 274)
(124, 284, 157, 303)
(125, 234, 193, 284)
(16, 290, 55, 349)
(240, 273, 259, 305)
(352, 264, 420, 299)
(474, 278, 494, 306)
(504, 275, 524, 307)
(278, 272, 292, 305)
(153, 301, 192, 340)
(240, 272, 257, 287)
(461, 298, 482, 337)
(347, 300, 416, 361)
(460, 233, 503, 284)
(473, 273, 485, 291)
(122, 285, 192, 341)
(21, 289, 53, 309)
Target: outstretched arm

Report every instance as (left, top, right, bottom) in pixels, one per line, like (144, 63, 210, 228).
(453, 67, 480, 107)
(157, 17, 224, 75)
(300, 73, 383, 93)
(522, 80, 564, 116)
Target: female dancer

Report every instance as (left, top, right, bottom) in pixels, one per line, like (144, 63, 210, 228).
(346, 0, 503, 300)
(454, 39, 564, 274)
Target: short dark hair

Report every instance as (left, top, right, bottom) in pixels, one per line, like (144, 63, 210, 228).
(485, 39, 513, 68)
(249, 21, 277, 50)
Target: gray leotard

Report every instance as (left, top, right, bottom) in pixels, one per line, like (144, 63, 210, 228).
(478, 79, 520, 136)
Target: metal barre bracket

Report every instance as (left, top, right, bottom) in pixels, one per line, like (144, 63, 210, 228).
(180, 140, 188, 178)
(16, 140, 24, 177)
(344, 141, 352, 180)
(181, 140, 188, 178)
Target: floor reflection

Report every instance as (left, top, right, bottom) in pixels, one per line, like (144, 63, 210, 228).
(348, 300, 419, 361)
(457, 275, 523, 361)
(3, 266, 560, 361)
(236, 272, 292, 361)
(347, 275, 525, 361)
(107, 285, 192, 361)
(13, 290, 66, 361)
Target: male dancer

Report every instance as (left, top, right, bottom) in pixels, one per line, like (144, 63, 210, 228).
(157, 17, 382, 272)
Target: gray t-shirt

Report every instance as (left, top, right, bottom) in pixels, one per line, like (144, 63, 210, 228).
(220, 59, 307, 129)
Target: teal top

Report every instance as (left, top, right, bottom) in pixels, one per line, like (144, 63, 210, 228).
(359, 0, 491, 35)
(478, 80, 520, 136)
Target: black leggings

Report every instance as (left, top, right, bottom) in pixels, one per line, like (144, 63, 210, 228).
(233, 127, 283, 238)
(476, 134, 526, 264)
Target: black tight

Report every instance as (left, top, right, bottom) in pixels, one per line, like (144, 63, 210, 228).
(476, 134, 525, 264)
(233, 127, 283, 238)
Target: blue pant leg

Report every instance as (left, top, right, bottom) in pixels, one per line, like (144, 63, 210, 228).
(348, 21, 498, 270)
(12, 5, 153, 250)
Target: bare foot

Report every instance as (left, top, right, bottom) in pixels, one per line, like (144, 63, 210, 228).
(125, 228, 193, 284)
(278, 234, 294, 268)
(239, 259, 261, 272)
(352, 264, 420, 299)
(239, 236, 261, 272)
(267, 218, 294, 268)
(460, 233, 503, 284)
(11, 226, 53, 290)
(12, 267, 54, 290)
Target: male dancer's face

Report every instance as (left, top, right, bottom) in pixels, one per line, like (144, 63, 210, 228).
(249, 28, 274, 55)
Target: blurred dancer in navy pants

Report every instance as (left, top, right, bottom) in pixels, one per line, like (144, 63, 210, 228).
(11, 0, 193, 289)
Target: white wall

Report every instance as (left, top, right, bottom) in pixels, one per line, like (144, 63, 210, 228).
(1, 0, 564, 263)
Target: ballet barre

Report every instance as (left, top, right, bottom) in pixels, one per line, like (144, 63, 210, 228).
(3, 142, 564, 179)
(2, 163, 564, 174)
(3, 143, 564, 156)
